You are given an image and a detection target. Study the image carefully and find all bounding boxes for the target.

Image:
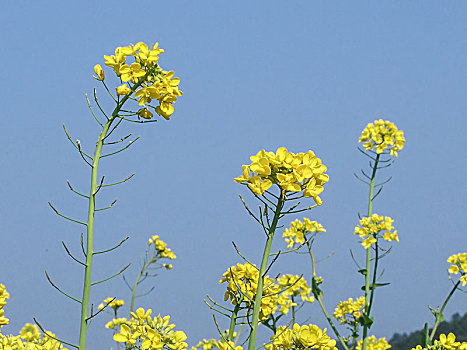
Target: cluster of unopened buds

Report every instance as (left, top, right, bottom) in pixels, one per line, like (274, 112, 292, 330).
(265, 323, 337, 350)
(283, 218, 326, 249)
(93, 42, 182, 120)
(359, 119, 405, 157)
(354, 214, 398, 249)
(148, 234, 177, 260)
(98, 297, 124, 312)
(234, 147, 329, 205)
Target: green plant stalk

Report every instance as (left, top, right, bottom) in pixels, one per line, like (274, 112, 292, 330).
(307, 242, 349, 350)
(428, 279, 461, 344)
(247, 192, 285, 350)
(77, 89, 137, 350)
(228, 300, 242, 342)
(361, 153, 380, 350)
(130, 259, 152, 313)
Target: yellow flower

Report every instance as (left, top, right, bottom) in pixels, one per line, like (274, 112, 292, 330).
(235, 147, 328, 203)
(156, 94, 177, 120)
(20, 323, 41, 341)
(141, 328, 163, 350)
(135, 85, 160, 105)
(447, 252, 467, 286)
(120, 62, 146, 83)
(356, 336, 391, 350)
(359, 119, 405, 157)
(114, 324, 140, 345)
(333, 297, 366, 324)
(283, 218, 325, 249)
(93, 64, 105, 81)
(354, 214, 397, 249)
(116, 84, 130, 96)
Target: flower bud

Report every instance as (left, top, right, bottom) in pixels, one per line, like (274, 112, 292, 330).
(93, 64, 105, 81)
(138, 108, 153, 120)
(116, 84, 130, 96)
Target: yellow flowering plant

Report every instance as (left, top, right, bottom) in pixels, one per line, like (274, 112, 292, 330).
(43, 42, 182, 350)
(1, 38, 466, 350)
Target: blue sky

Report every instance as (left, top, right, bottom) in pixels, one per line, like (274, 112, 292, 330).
(1, 1, 466, 349)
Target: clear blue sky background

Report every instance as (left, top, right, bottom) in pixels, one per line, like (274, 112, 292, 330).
(1, 1, 466, 349)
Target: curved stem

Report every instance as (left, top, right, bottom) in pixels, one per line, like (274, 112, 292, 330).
(307, 242, 349, 350)
(130, 259, 152, 313)
(247, 192, 285, 350)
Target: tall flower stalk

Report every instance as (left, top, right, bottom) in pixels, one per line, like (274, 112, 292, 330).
(47, 42, 183, 350)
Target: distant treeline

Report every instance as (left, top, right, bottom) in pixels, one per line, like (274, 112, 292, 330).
(334, 312, 467, 350)
(389, 312, 467, 350)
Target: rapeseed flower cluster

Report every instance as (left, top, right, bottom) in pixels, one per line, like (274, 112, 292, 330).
(332, 296, 366, 325)
(354, 214, 398, 249)
(447, 253, 467, 286)
(148, 235, 177, 261)
(191, 332, 239, 350)
(96, 42, 183, 120)
(219, 263, 313, 320)
(265, 323, 337, 350)
(411, 333, 467, 350)
(0, 285, 67, 349)
(112, 307, 187, 350)
(98, 297, 124, 312)
(283, 218, 326, 249)
(359, 119, 405, 157)
(0, 284, 9, 329)
(234, 147, 329, 205)
(356, 336, 391, 350)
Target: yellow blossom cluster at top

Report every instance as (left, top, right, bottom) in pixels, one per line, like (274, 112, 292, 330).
(447, 253, 467, 286)
(356, 336, 391, 350)
(332, 296, 366, 325)
(283, 218, 326, 249)
(219, 263, 314, 321)
(265, 323, 337, 350)
(359, 119, 405, 157)
(234, 147, 329, 205)
(112, 307, 187, 350)
(354, 214, 398, 249)
(149, 234, 177, 261)
(0, 284, 68, 349)
(411, 333, 467, 350)
(95, 42, 183, 120)
(98, 297, 124, 312)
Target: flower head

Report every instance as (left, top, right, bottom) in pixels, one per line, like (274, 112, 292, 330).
(359, 119, 405, 157)
(447, 253, 467, 286)
(354, 214, 398, 249)
(235, 147, 329, 205)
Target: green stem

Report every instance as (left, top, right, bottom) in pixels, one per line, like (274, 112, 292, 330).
(228, 300, 242, 342)
(428, 279, 461, 344)
(247, 192, 285, 350)
(77, 89, 137, 350)
(361, 154, 380, 350)
(130, 260, 152, 313)
(307, 242, 349, 350)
